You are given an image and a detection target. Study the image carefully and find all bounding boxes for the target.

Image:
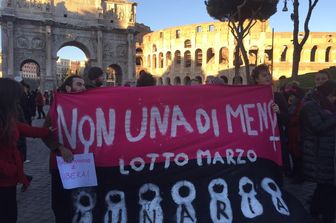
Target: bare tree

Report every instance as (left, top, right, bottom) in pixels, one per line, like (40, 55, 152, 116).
(205, 0, 278, 83)
(285, 0, 319, 78)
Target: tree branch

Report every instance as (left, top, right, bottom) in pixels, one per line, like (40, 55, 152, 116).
(299, 0, 319, 48)
(229, 19, 239, 41)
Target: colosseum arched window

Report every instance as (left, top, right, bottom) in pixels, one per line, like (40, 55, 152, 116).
(152, 44, 157, 52)
(196, 26, 202, 33)
(248, 46, 258, 65)
(184, 76, 191, 85)
(280, 46, 288, 62)
(207, 48, 215, 64)
(325, 46, 331, 62)
(310, 45, 318, 62)
(174, 77, 181, 85)
(220, 75, 229, 84)
(158, 77, 163, 85)
(195, 49, 202, 66)
(159, 53, 164, 68)
(219, 47, 229, 64)
(195, 76, 203, 84)
(184, 51, 191, 67)
(184, 40, 191, 48)
(147, 55, 151, 67)
(152, 54, 157, 68)
(136, 56, 143, 66)
(166, 77, 171, 85)
(175, 50, 181, 65)
(166, 51, 172, 66)
(176, 30, 181, 39)
(264, 46, 273, 64)
(136, 48, 143, 54)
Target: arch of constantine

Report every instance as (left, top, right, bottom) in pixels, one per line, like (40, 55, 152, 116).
(0, 0, 137, 90)
(137, 21, 336, 85)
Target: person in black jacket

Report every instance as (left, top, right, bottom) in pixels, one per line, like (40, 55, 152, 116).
(300, 80, 336, 223)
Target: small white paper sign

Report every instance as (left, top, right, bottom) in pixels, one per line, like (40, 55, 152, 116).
(56, 153, 98, 189)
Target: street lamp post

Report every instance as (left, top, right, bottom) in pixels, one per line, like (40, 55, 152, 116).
(281, 0, 318, 78)
(282, 0, 300, 78)
(282, 0, 288, 12)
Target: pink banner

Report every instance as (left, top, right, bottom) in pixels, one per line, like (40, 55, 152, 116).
(50, 85, 281, 168)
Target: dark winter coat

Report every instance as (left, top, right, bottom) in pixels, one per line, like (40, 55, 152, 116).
(300, 92, 336, 185)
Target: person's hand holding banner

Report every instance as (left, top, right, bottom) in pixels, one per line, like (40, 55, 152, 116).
(56, 153, 97, 189)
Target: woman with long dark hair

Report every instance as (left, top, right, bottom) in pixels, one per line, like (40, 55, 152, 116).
(0, 78, 52, 223)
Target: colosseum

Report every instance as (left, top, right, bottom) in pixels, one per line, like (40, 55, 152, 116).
(136, 21, 336, 85)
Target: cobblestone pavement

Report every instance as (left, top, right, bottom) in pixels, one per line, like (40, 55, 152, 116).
(17, 120, 320, 223)
(17, 119, 55, 223)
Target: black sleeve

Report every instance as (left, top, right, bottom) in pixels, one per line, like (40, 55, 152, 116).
(275, 92, 289, 127)
(301, 102, 336, 133)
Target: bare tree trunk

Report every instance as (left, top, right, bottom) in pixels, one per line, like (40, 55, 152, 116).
(239, 38, 250, 83)
(292, 46, 301, 80)
(291, 0, 319, 79)
(291, 0, 300, 79)
(234, 44, 241, 84)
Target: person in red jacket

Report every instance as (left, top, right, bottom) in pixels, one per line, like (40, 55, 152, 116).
(35, 90, 46, 119)
(0, 78, 52, 223)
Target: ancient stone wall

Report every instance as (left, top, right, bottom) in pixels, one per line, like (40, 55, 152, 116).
(0, 0, 137, 90)
(138, 21, 336, 85)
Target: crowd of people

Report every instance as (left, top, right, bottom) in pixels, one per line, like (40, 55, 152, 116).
(0, 65, 335, 223)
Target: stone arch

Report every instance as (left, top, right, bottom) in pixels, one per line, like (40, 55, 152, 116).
(56, 40, 91, 60)
(249, 46, 258, 65)
(195, 75, 203, 84)
(158, 77, 163, 85)
(219, 47, 229, 64)
(152, 54, 157, 68)
(20, 59, 41, 88)
(311, 45, 318, 62)
(20, 59, 41, 76)
(166, 51, 172, 66)
(136, 56, 143, 66)
(325, 46, 331, 62)
(280, 45, 288, 62)
(195, 49, 202, 66)
(174, 76, 181, 85)
(1, 1, 136, 90)
(184, 76, 191, 85)
(184, 50, 191, 67)
(264, 45, 272, 64)
(184, 39, 191, 48)
(136, 48, 143, 54)
(220, 75, 228, 84)
(107, 64, 123, 86)
(165, 77, 171, 85)
(175, 50, 181, 65)
(207, 48, 215, 64)
(152, 44, 157, 52)
(158, 52, 164, 68)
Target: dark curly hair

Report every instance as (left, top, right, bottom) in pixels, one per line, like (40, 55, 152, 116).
(0, 78, 24, 144)
(136, 71, 156, 87)
(251, 64, 270, 84)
